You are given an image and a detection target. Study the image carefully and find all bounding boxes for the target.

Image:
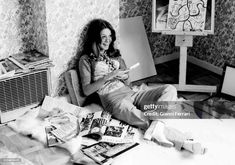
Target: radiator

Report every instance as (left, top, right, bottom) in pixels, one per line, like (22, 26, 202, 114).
(0, 69, 51, 123)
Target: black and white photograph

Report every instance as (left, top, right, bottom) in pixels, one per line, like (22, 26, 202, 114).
(104, 126, 124, 138)
(0, 0, 235, 165)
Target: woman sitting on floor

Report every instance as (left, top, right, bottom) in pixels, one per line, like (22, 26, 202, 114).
(77, 18, 206, 154)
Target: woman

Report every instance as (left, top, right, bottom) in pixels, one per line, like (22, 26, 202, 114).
(78, 19, 206, 154)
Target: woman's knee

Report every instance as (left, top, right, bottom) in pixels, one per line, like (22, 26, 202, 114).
(160, 84, 178, 101)
(164, 85, 177, 94)
(111, 100, 149, 130)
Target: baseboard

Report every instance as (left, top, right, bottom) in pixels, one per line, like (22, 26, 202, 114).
(154, 52, 179, 65)
(187, 56, 223, 75)
(154, 52, 223, 75)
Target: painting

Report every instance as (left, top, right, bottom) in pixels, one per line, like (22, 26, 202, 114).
(152, 0, 214, 34)
(167, 0, 208, 31)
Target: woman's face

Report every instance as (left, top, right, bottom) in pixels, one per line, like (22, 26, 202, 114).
(99, 28, 112, 52)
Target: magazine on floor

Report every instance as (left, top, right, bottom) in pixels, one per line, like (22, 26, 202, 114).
(45, 125, 65, 147)
(46, 112, 79, 142)
(0, 59, 22, 79)
(79, 111, 138, 143)
(81, 142, 139, 165)
(8, 50, 51, 69)
(42, 96, 81, 143)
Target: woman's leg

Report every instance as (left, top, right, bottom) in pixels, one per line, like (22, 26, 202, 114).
(144, 120, 174, 147)
(155, 84, 178, 101)
(109, 84, 177, 128)
(133, 84, 178, 107)
(164, 126, 207, 154)
(111, 98, 150, 130)
(133, 84, 177, 147)
(129, 84, 206, 154)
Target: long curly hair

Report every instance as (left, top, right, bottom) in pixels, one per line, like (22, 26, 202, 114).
(81, 19, 120, 58)
(57, 19, 120, 96)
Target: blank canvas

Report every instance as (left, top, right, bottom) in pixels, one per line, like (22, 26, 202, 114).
(119, 16, 157, 82)
(221, 66, 235, 97)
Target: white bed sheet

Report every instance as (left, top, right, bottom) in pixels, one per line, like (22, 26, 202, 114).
(112, 119, 235, 165)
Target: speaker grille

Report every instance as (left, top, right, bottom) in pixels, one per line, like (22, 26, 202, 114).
(0, 70, 49, 113)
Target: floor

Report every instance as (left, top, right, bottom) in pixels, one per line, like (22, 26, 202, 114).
(132, 59, 221, 101)
(0, 124, 71, 165)
(0, 60, 234, 165)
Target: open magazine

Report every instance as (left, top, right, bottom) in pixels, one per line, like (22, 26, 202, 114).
(41, 96, 81, 146)
(79, 111, 138, 144)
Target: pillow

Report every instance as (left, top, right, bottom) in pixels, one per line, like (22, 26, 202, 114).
(64, 70, 86, 106)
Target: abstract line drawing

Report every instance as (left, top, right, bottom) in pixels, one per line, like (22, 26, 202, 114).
(167, 0, 208, 31)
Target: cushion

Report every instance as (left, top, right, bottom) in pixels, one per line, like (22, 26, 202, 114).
(64, 70, 86, 106)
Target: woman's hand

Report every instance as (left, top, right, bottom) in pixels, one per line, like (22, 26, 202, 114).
(116, 69, 129, 80)
(105, 69, 129, 81)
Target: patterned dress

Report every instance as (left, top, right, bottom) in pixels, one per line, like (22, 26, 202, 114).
(79, 54, 134, 113)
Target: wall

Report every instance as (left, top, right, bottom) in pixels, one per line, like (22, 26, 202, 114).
(30, 0, 48, 55)
(0, 0, 48, 59)
(120, 0, 235, 68)
(0, 0, 119, 95)
(45, 0, 119, 94)
(0, 0, 22, 59)
(188, 0, 235, 67)
(120, 0, 177, 60)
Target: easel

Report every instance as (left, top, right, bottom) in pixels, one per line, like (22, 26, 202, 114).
(151, 0, 216, 93)
(162, 31, 217, 93)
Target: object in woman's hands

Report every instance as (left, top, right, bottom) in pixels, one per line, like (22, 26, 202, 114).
(115, 70, 129, 80)
(129, 62, 140, 70)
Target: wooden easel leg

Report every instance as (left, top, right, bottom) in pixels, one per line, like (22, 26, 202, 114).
(179, 46, 187, 89)
(167, 35, 217, 93)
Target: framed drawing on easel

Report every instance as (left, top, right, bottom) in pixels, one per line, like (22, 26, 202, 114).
(151, 0, 216, 93)
(152, 0, 215, 35)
